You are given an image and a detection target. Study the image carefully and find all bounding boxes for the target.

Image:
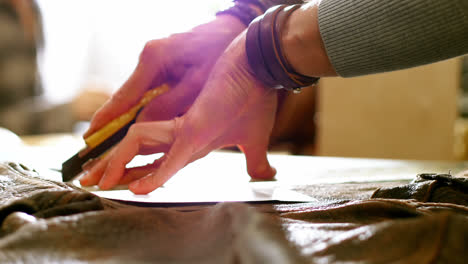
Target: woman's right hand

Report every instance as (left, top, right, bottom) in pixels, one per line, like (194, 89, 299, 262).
(83, 14, 250, 138)
(80, 31, 279, 194)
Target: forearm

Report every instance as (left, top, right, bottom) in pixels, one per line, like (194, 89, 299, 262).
(282, 0, 468, 78)
(281, 2, 336, 77)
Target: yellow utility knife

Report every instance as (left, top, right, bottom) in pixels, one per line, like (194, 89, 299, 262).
(62, 84, 169, 182)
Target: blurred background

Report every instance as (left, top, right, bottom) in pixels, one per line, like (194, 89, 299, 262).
(1, 0, 468, 162)
(37, 0, 230, 104)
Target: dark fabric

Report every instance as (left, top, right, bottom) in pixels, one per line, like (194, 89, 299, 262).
(0, 162, 124, 228)
(1, 161, 468, 263)
(372, 173, 468, 206)
(0, 162, 305, 264)
(274, 201, 468, 264)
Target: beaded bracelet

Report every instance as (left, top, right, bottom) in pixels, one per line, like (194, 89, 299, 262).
(245, 5, 319, 92)
(216, 2, 263, 27)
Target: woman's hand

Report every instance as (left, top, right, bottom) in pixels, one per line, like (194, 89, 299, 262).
(80, 31, 278, 194)
(83, 15, 248, 138)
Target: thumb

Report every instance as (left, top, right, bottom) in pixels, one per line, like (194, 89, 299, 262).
(239, 144, 276, 180)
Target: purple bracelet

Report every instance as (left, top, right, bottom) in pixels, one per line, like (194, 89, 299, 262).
(246, 5, 319, 92)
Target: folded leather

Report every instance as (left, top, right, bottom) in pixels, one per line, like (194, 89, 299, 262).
(2, 161, 468, 263)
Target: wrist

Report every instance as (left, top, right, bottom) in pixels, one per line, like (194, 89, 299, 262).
(281, 2, 336, 77)
(245, 5, 321, 92)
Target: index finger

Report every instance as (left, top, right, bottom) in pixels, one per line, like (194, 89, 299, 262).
(128, 136, 194, 194)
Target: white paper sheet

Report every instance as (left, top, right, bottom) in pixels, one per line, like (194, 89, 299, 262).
(76, 151, 467, 204)
(88, 184, 316, 204)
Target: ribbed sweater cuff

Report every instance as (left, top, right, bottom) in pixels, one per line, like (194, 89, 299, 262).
(318, 0, 468, 77)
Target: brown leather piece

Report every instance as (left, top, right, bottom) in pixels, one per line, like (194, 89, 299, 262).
(1, 162, 467, 263)
(372, 173, 468, 205)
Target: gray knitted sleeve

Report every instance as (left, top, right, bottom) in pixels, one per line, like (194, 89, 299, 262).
(318, 0, 468, 77)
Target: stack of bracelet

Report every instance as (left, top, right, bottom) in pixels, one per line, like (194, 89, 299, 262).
(216, 1, 264, 27)
(246, 5, 319, 92)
